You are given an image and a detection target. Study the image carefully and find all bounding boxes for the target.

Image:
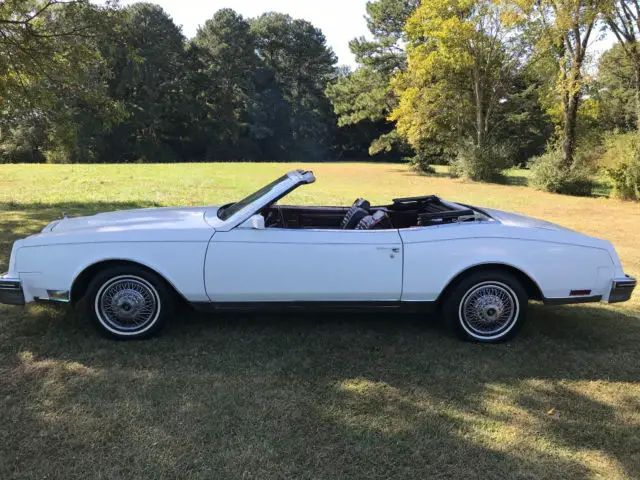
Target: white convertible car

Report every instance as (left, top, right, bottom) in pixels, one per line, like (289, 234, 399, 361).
(0, 170, 635, 342)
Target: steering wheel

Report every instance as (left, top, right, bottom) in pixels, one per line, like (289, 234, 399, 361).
(264, 205, 285, 228)
(264, 210, 278, 228)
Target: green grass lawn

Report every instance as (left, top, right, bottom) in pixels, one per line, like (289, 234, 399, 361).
(0, 163, 639, 479)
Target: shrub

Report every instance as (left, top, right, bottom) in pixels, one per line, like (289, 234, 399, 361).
(0, 145, 46, 164)
(529, 148, 595, 197)
(0, 122, 47, 163)
(450, 141, 513, 182)
(410, 150, 437, 174)
(599, 132, 640, 201)
(606, 159, 640, 200)
(44, 147, 72, 164)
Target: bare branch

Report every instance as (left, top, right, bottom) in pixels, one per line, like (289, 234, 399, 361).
(580, 21, 594, 62)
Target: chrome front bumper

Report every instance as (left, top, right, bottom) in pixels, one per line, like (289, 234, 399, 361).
(609, 275, 637, 303)
(0, 274, 25, 306)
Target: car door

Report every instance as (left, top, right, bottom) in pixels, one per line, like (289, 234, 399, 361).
(204, 226, 403, 303)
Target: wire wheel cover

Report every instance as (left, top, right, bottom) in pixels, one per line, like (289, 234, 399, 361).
(96, 276, 160, 332)
(459, 282, 518, 337)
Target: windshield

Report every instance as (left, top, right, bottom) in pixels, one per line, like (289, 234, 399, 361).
(217, 174, 290, 221)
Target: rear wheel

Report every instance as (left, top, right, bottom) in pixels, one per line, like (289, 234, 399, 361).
(85, 266, 175, 340)
(442, 270, 527, 342)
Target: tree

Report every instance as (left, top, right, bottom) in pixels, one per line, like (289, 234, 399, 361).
(350, 0, 420, 73)
(95, 3, 193, 163)
(192, 9, 260, 160)
(326, 0, 418, 158)
(495, 75, 555, 164)
(603, 0, 640, 133)
(251, 12, 338, 160)
(390, 0, 523, 159)
(245, 66, 293, 161)
(326, 66, 400, 156)
(0, 0, 121, 163)
(505, 0, 603, 169)
(0, 1, 117, 111)
(593, 43, 637, 131)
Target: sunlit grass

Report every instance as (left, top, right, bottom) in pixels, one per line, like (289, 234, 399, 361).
(0, 162, 638, 479)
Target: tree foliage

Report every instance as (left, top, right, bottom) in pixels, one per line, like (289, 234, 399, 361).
(93, 2, 192, 163)
(193, 9, 261, 160)
(350, 0, 419, 73)
(0, 1, 115, 105)
(594, 43, 637, 131)
(603, 0, 640, 132)
(326, 0, 418, 160)
(0, 0, 121, 162)
(503, 0, 603, 169)
(388, 0, 542, 177)
(251, 13, 338, 160)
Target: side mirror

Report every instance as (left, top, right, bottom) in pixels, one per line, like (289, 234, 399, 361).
(240, 214, 265, 230)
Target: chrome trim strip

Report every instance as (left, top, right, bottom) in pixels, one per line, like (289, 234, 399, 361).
(609, 275, 636, 304)
(543, 295, 602, 306)
(612, 276, 637, 289)
(0, 274, 25, 305)
(46, 290, 71, 302)
(0, 274, 22, 290)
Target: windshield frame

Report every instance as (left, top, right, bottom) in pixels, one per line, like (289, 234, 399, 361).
(207, 170, 315, 232)
(217, 174, 290, 221)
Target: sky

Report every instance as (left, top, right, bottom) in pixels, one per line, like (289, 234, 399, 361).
(117, 0, 372, 67)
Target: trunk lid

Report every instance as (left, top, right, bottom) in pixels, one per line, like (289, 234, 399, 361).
(480, 207, 577, 233)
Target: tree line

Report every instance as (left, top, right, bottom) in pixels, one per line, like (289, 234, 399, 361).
(1, 0, 639, 198)
(0, 1, 348, 163)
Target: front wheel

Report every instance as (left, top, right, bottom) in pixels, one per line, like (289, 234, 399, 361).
(85, 266, 175, 340)
(442, 270, 528, 343)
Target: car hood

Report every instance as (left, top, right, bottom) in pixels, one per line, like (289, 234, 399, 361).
(43, 206, 216, 234)
(480, 207, 577, 233)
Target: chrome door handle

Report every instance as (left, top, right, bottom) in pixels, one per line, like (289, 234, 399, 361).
(377, 247, 401, 253)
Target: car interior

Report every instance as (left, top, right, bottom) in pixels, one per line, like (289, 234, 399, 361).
(260, 195, 480, 230)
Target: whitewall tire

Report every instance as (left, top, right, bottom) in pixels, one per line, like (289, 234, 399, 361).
(442, 270, 528, 343)
(85, 266, 175, 340)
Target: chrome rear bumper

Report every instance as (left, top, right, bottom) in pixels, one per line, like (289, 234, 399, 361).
(0, 274, 25, 306)
(609, 275, 637, 303)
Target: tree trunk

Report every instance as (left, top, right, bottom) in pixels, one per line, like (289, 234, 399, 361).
(635, 64, 640, 134)
(473, 72, 485, 148)
(476, 106, 485, 147)
(561, 91, 580, 170)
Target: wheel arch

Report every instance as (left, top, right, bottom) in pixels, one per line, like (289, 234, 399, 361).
(70, 259, 184, 304)
(437, 262, 543, 304)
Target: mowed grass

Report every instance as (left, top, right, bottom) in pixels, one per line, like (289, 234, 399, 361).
(0, 162, 639, 479)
